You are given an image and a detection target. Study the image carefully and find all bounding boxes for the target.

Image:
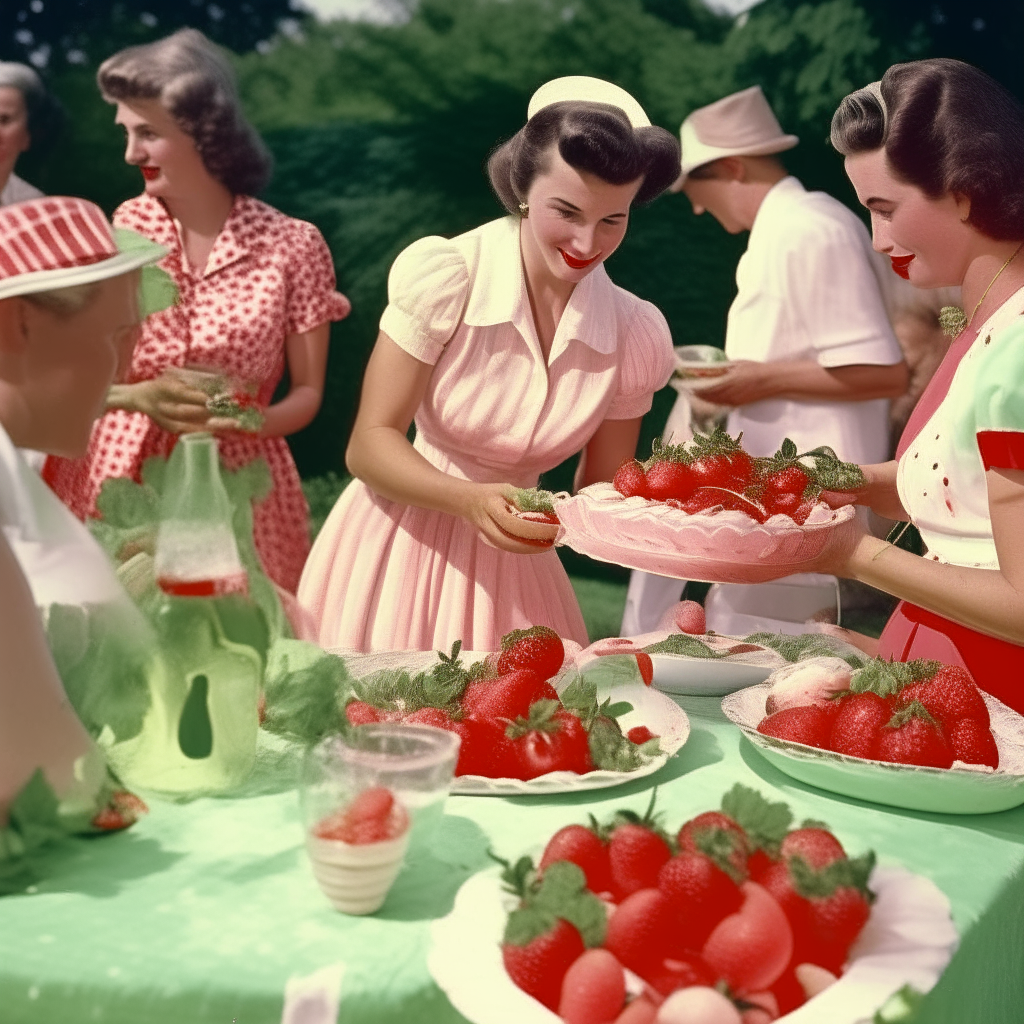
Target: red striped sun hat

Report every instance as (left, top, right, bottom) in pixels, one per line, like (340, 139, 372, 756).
(0, 196, 166, 299)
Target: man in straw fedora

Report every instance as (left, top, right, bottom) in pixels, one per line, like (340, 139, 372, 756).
(0, 196, 169, 835)
(623, 86, 908, 636)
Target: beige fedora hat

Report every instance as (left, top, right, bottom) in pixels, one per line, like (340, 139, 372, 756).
(669, 85, 798, 191)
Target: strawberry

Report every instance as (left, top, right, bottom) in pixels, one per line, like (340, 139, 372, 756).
(948, 716, 999, 768)
(559, 948, 627, 1024)
(763, 465, 811, 498)
(540, 823, 613, 896)
(683, 428, 756, 491)
(497, 626, 565, 679)
(646, 460, 696, 502)
(876, 702, 954, 768)
(314, 786, 409, 844)
(828, 691, 892, 759)
(603, 888, 674, 979)
(672, 599, 706, 635)
(614, 996, 659, 1024)
(345, 700, 383, 726)
(779, 827, 845, 870)
(655, 987, 743, 1024)
(403, 706, 455, 728)
(701, 881, 793, 994)
(677, 811, 749, 882)
(499, 858, 607, 1011)
(503, 917, 585, 1011)
(658, 853, 743, 952)
(897, 665, 990, 730)
(463, 668, 556, 721)
(505, 701, 593, 780)
(790, 499, 817, 525)
(756, 704, 836, 749)
(451, 716, 510, 777)
(613, 459, 651, 499)
(635, 651, 654, 686)
(763, 490, 802, 519)
(92, 790, 148, 831)
(759, 848, 875, 975)
(681, 486, 767, 522)
(604, 793, 673, 900)
(627, 725, 656, 745)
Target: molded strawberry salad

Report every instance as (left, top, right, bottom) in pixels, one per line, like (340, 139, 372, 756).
(497, 785, 876, 1023)
(756, 658, 1000, 769)
(343, 627, 663, 781)
(612, 430, 864, 525)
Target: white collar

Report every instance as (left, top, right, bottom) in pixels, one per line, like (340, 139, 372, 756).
(463, 217, 618, 358)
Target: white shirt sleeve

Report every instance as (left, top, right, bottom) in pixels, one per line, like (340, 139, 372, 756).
(784, 213, 902, 368)
(379, 236, 469, 365)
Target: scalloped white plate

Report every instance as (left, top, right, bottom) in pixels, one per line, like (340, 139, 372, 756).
(722, 683, 1024, 814)
(554, 483, 857, 584)
(651, 654, 776, 695)
(428, 863, 957, 1024)
(331, 649, 690, 797)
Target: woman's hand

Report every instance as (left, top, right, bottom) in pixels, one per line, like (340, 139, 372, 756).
(463, 483, 560, 554)
(108, 372, 211, 434)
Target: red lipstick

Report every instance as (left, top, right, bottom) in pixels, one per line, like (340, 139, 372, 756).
(889, 254, 914, 279)
(140, 166, 160, 181)
(559, 248, 600, 270)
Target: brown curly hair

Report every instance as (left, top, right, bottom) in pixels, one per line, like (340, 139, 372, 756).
(831, 59, 1024, 242)
(97, 28, 272, 196)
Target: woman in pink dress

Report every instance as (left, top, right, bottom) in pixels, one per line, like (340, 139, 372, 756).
(299, 77, 680, 652)
(819, 59, 1024, 712)
(43, 30, 350, 594)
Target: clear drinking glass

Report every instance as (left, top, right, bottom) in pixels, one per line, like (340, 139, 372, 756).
(299, 724, 461, 915)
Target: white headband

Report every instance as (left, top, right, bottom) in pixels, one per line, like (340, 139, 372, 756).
(527, 76, 650, 129)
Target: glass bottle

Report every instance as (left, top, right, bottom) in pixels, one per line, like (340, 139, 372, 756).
(154, 432, 248, 597)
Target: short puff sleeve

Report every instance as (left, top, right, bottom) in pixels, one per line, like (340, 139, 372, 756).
(379, 236, 469, 365)
(605, 299, 675, 420)
(972, 318, 1024, 470)
(286, 220, 351, 335)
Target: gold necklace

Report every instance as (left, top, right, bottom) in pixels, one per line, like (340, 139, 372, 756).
(939, 242, 1024, 337)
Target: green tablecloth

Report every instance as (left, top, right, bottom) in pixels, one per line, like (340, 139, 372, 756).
(2, 694, 1023, 1024)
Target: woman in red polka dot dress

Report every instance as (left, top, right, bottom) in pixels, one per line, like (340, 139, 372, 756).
(44, 30, 350, 593)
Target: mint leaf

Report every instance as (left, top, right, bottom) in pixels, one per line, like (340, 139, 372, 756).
(602, 701, 634, 719)
(850, 658, 940, 699)
(588, 717, 647, 773)
(262, 640, 351, 745)
(643, 634, 721, 658)
(721, 783, 793, 854)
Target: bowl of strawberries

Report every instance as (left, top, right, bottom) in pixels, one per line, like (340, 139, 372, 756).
(428, 785, 957, 1024)
(553, 431, 860, 584)
(337, 627, 689, 796)
(722, 658, 1024, 814)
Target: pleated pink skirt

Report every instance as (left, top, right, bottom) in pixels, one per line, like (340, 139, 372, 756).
(297, 480, 589, 653)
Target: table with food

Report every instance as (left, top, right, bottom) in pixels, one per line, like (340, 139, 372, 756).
(3, 429, 1023, 1024)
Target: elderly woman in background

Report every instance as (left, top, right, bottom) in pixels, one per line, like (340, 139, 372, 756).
(0, 61, 61, 206)
(44, 29, 351, 594)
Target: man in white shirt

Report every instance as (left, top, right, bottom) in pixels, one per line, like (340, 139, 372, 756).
(621, 87, 907, 636)
(671, 86, 907, 459)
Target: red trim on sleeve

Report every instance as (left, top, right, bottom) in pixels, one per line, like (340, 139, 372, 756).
(977, 430, 1024, 471)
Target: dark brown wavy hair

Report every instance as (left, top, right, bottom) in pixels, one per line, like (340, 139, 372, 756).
(97, 28, 272, 196)
(831, 59, 1024, 241)
(488, 101, 680, 215)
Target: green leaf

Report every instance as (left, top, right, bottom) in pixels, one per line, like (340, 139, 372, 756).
(587, 716, 647, 773)
(559, 674, 600, 730)
(503, 903, 558, 946)
(93, 476, 160, 530)
(509, 487, 557, 514)
(531, 861, 606, 948)
(720, 783, 793, 854)
(643, 634, 722, 659)
(742, 631, 869, 668)
(873, 983, 926, 1024)
(788, 850, 876, 902)
(850, 659, 941, 699)
(262, 640, 352, 746)
(602, 701, 634, 719)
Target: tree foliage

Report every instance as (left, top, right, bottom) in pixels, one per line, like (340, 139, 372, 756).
(8, 0, 1018, 481)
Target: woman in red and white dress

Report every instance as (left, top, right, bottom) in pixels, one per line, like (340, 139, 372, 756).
(43, 30, 350, 594)
(820, 59, 1024, 712)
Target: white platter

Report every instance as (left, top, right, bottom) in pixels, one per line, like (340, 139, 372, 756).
(428, 863, 957, 1024)
(650, 653, 776, 696)
(331, 649, 689, 797)
(722, 682, 1024, 814)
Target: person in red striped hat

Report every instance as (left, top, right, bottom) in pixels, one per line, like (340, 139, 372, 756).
(0, 196, 167, 841)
